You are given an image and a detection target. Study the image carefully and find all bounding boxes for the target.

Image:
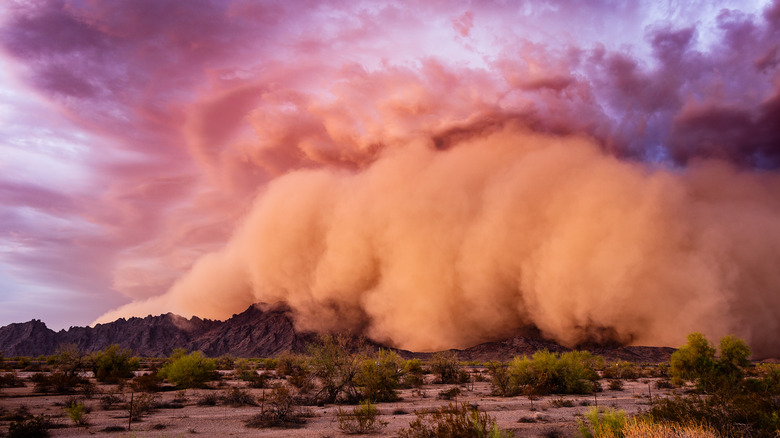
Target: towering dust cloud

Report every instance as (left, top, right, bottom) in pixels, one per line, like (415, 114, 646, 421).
(98, 125, 780, 357)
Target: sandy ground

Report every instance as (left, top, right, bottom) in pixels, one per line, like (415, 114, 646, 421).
(0, 372, 675, 437)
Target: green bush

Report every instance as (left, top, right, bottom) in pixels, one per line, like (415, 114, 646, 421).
(337, 400, 388, 434)
(650, 333, 780, 437)
(159, 350, 217, 388)
(669, 333, 751, 392)
(356, 350, 403, 403)
(65, 401, 88, 426)
(490, 350, 602, 396)
(397, 403, 512, 438)
(602, 361, 640, 380)
(402, 359, 425, 388)
(577, 407, 626, 438)
(90, 344, 139, 383)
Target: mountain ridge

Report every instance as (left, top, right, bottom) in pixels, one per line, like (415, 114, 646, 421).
(0, 303, 674, 363)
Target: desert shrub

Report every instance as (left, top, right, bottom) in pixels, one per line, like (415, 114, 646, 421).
(621, 418, 717, 438)
(129, 392, 158, 419)
(648, 391, 780, 437)
(430, 351, 461, 384)
(215, 354, 235, 370)
(602, 361, 640, 380)
(608, 379, 624, 391)
(49, 344, 87, 377)
(235, 359, 267, 388)
(356, 349, 403, 402)
(131, 372, 162, 392)
(246, 384, 305, 428)
(16, 356, 32, 370)
(308, 334, 364, 404)
(438, 387, 461, 400)
(65, 401, 88, 426)
(337, 400, 388, 434)
(490, 350, 602, 396)
(197, 392, 220, 406)
(549, 397, 575, 408)
(221, 387, 257, 406)
(655, 379, 674, 389)
(7, 414, 56, 438)
(577, 407, 626, 438)
(670, 333, 750, 392)
(397, 402, 512, 438)
(90, 344, 139, 383)
(100, 393, 125, 410)
(402, 359, 425, 388)
(159, 350, 217, 388)
(0, 371, 25, 388)
(30, 371, 85, 394)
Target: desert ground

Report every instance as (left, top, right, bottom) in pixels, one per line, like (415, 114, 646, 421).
(0, 368, 675, 438)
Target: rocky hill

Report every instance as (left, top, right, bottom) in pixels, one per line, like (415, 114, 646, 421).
(0, 303, 674, 362)
(0, 303, 315, 358)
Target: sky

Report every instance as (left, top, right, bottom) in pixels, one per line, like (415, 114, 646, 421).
(1, 0, 780, 354)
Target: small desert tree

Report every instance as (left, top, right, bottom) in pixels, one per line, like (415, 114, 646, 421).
(159, 350, 217, 388)
(430, 351, 461, 384)
(308, 334, 364, 404)
(90, 344, 139, 383)
(670, 332, 750, 392)
(357, 349, 404, 402)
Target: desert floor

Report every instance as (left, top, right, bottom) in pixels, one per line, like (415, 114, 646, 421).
(0, 370, 677, 438)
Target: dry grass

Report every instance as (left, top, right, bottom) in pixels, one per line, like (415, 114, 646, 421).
(622, 419, 718, 438)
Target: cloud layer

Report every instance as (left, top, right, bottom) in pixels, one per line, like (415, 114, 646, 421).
(2, 0, 780, 354)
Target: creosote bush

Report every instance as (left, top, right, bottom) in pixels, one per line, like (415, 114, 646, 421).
(246, 384, 305, 428)
(7, 414, 56, 438)
(65, 401, 88, 426)
(397, 402, 512, 438)
(337, 400, 388, 434)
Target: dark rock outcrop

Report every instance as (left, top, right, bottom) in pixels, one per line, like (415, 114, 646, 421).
(0, 303, 314, 358)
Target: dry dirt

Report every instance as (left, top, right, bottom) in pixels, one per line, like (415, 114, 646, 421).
(0, 371, 677, 438)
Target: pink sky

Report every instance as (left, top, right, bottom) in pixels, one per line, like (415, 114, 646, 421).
(1, 1, 780, 351)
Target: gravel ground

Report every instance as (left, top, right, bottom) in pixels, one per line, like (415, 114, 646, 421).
(0, 373, 676, 437)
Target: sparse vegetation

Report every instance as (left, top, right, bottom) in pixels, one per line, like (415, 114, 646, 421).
(221, 386, 257, 406)
(246, 384, 305, 428)
(337, 400, 388, 434)
(7, 414, 56, 438)
(397, 402, 512, 438)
